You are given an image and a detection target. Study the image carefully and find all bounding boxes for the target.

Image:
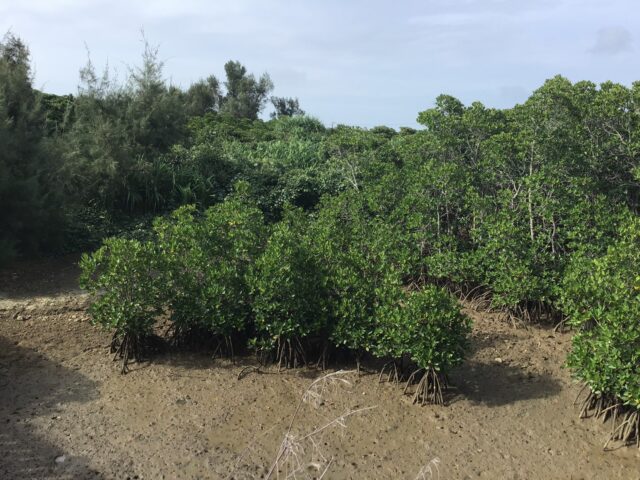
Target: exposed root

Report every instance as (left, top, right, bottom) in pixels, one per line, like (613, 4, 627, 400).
(605, 408, 640, 449)
(577, 387, 640, 449)
(403, 368, 447, 406)
(271, 336, 308, 370)
(237, 366, 261, 380)
(378, 360, 402, 385)
(553, 317, 569, 333)
(462, 287, 492, 311)
(314, 341, 330, 371)
(499, 301, 561, 327)
(110, 331, 146, 374)
(501, 306, 528, 329)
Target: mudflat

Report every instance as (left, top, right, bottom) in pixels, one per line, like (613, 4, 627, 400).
(1, 256, 638, 479)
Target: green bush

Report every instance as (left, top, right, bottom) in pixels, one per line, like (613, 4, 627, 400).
(154, 188, 266, 346)
(561, 216, 640, 446)
(388, 159, 472, 286)
(249, 207, 330, 367)
(375, 285, 471, 404)
(79, 237, 161, 373)
(153, 204, 205, 339)
(311, 192, 414, 366)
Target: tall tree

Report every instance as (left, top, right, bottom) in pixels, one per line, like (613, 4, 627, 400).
(220, 60, 273, 120)
(270, 96, 304, 119)
(184, 75, 221, 117)
(63, 39, 189, 213)
(0, 33, 60, 262)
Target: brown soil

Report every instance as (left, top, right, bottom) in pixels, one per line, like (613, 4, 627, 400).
(1, 256, 639, 479)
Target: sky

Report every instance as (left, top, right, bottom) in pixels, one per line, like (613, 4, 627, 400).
(0, 0, 638, 128)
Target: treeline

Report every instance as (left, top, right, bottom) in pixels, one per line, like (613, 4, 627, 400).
(4, 32, 640, 444)
(0, 33, 307, 260)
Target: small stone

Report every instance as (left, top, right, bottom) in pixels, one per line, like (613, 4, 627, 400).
(494, 357, 503, 363)
(55, 455, 66, 464)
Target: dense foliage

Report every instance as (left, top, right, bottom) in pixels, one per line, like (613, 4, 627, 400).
(249, 207, 330, 367)
(311, 190, 416, 362)
(81, 191, 471, 404)
(79, 237, 161, 373)
(153, 186, 266, 345)
(0, 34, 63, 262)
(561, 215, 640, 446)
(4, 33, 640, 429)
(374, 286, 471, 404)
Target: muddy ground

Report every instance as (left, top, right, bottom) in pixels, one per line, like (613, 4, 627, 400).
(1, 255, 639, 479)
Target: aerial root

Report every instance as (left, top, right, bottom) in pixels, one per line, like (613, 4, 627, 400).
(578, 390, 598, 418)
(255, 338, 327, 372)
(355, 355, 366, 377)
(208, 335, 238, 362)
(573, 383, 589, 406)
(378, 360, 401, 385)
(605, 409, 640, 449)
(500, 302, 560, 327)
(109, 332, 143, 374)
(276, 337, 308, 370)
(403, 368, 446, 406)
(578, 387, 640, 449)
(314, 342, 329, 370)
(295, 336, 308, 366)
(463, 287, 492, 310)
(211, 341, 223, 359)
(504, 305, 530, 328)
(553, 318, 568, 333)
(257, 348, 270, 366)
(226, 336, 235, 363)
(110, 331, 122, 359)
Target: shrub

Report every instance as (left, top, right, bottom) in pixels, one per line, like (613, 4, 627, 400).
(561, 216, 640, 446)
(389, 159, 472, 287)
(154, 188, 266, 349)
(311, 192, 414, 368)
(468, 190, 558, 321)
(374, 285, 471, 404)
(153, 204, 206, 339)
(79, 237, 161, 373)
(249, 207, 330, 367)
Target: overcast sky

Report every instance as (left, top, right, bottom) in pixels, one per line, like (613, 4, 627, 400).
(1, 0, 638, 127)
